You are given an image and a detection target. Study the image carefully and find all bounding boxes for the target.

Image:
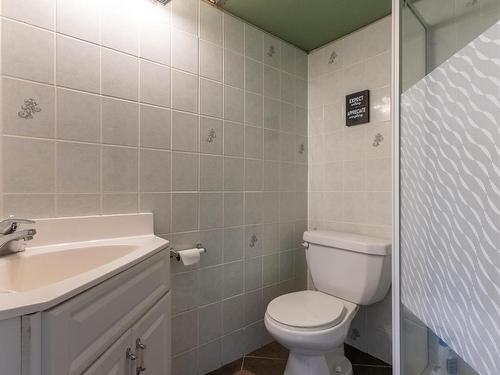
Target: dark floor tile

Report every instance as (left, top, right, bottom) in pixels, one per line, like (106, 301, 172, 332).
(247, 342, 289, 360)
(243, 357, 286, 375)
(207, 358, 243, 375)
(345, 345, 390, 367)
(352, 365, 392, 375)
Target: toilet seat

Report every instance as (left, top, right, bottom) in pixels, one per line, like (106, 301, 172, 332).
(266, 291, 346, 330)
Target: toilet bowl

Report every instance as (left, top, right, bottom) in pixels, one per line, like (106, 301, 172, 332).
(265, 290, 358, 375)
(264, 231, 391, 375)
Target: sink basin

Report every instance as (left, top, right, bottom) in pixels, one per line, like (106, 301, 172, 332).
(0, 213, 169, 320)
(0, 245, 137, 293)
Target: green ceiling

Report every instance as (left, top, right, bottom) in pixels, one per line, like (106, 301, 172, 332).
(220, 0, 392, 52)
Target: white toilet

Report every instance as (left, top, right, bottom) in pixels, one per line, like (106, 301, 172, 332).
(264, 230, 391, 375)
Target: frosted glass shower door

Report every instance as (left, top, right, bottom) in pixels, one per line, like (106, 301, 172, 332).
(398, 1, 500, 374)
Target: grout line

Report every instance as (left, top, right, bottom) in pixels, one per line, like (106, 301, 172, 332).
(53, 11, 58, 217)
(244, 355, 287, 360)
(351, 363, 392, 368)
(98, 6, 104, 216)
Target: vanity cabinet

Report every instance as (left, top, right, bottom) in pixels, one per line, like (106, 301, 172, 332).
(83, 293, 170, 375)
(0, 318, 21, 375)
(0, 214, 170, 375)
(16, 250, 171, 375)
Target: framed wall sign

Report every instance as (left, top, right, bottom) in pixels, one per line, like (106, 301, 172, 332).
(346, 89, 370, 126)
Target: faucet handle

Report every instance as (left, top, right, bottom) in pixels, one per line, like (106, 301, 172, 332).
(0, 218, 36, 235)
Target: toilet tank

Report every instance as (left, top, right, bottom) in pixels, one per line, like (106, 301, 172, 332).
(303, 230, 391, 305)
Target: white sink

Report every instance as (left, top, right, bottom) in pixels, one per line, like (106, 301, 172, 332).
(0, 214, 168, 320)
(0, 244, 137, 293)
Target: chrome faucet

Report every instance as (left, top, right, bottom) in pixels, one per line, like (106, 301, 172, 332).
(0, 218, 36, 256)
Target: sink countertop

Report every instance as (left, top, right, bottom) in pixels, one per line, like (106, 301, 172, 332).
(0, 214, 169, 320)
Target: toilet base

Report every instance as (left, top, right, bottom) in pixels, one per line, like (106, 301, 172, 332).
(284, 347, 353, 375)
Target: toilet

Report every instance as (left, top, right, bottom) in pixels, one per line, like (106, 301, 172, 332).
(264, 230, 391, 375)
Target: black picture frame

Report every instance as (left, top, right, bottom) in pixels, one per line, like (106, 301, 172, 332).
(346, 90, 370, 126)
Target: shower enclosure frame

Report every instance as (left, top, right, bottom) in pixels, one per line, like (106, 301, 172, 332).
(391, 0, 401, 373)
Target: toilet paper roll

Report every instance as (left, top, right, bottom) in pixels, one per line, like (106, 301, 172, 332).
(178, 248, 203, 266)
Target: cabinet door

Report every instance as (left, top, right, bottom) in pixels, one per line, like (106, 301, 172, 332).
(130, 293, 171, 375)
(82, 330, 133, 375)
(42, 251, 169, 375)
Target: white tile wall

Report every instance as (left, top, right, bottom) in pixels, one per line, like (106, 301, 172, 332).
(0, 1, 308, 373)
(307, 15, 393, 364)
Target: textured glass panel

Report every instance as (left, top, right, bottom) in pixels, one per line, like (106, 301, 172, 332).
(400, 2, 500, 373)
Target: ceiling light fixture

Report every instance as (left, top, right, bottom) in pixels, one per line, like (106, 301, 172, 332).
(156, 0, 171, 5)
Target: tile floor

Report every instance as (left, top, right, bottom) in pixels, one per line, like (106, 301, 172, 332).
(208, 342, 392, 375)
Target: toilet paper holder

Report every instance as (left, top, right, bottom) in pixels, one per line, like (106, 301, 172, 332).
(169, 243, 206, 261)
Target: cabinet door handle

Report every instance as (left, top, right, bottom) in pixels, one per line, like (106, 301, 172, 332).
(136, 338, 147, 374)
(126, 348, 136, 361)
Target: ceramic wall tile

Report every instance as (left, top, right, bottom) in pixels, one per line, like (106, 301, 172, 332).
(3, 194, 56, 218)
(200, 2, 222, 45)
(198, 303, 222, 344)
(245, 93, 263, 128)
(171, 70, 198, 112)
(224, 49, 244, 89)
(56, 0, 100, 43)
(171, 192, 199, 232)
(307, 16, 392, 362)
(2, 20, 54, 84)
(3, 0, 55, 30)
(102, 146, 138, 193)
(56, 194, 100, 217)
(3, 78, 55, 138)
(223, 86, 244, 123)
(199, 193, 223, 229)
(223, 122, 244, 157)
(140, 149, 171, 192)
(139, 1, 171, 65)
(171, 152, 199, 191)
(56, 142, 100, 193)
(102, 97, 139, 146)
(245, 25, 263, 62)
(200, 40, 223, 81)
(139, 193, 171, 234)
(140, 105, 171, 150)
(200, 78, 222, 118)
(263, 34, 281, 69)
(101, 49, 139, 101)
(140, 60, 171, 107)
(3, 137, 55, 194)
(245, 58, 263, 94)
(172, 310, 198, 355)
(171, 111, 199, 152)
(223, 13, 244, 54)
(172, 29, 199, 74)
(172, 0, 198, 36)
(200, 117, 223, 155)
(0, 3, 308, 372)
(101, 0, 139, 55)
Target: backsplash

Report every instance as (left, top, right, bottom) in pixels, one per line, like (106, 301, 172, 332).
(307, 16, 393, 364)
(0, 0, 308, 373)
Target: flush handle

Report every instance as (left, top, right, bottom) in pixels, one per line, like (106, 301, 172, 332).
(136, 338, 147, 374)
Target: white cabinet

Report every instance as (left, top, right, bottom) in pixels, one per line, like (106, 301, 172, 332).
(4, 249, 173, 375)
(82, 330, 133, 375)
(83, 293, 170, 375)
(130, 293, 171, 375)
(0, 318, 21, 375)
(41, 251, 170, 375)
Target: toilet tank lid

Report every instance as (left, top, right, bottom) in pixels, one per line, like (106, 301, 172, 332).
(303, 230, 391, 255)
